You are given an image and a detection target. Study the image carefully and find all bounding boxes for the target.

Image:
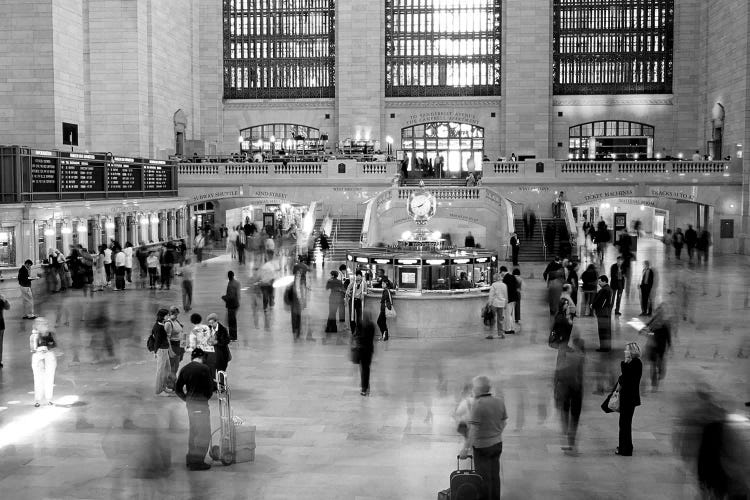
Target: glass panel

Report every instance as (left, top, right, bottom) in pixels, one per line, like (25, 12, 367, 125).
(0, 226, 15, 267)
(631, 123, 643, 135)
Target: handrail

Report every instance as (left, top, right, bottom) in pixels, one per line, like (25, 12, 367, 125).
(540, 218, 547, 263)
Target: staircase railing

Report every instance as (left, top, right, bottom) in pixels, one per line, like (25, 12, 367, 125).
(540, 219, 548, 263)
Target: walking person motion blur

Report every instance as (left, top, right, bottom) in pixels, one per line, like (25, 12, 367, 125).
(18, 259, 37, 319)
(325, 270, 344, 334)
(486, 272, 508, 339)
(696, 228, 711, 264)
(165, 306, 186, 386)
(152, 308, 176, 397)
(643, 304, 672, 391)
(512, 268, 523, 324)
(30, 317, 57, 406)
(458, 375, 508, 500)
(222, 271, 240, 342)
(181, 259, 193, 311)
(376, 279, 394, 341)
(114, 246, 126, 290)
(672, 228, 684, 260)
(684, 224, 697, 261)
(609, 255, 626, 316)
(500, 266, 517, 334)
(614, 342, 642, 456)
(147, 252, 160, 289)
(663, 229, 672, 261)
(0, 292, 9, 368)
(194, 230, 205, 264)
(554, 337, 585, 454)
(160, 244, 175, 290)
(174, 347, 213, 471)
(353, 315, 376, 396)
(591, 276, 613, 351)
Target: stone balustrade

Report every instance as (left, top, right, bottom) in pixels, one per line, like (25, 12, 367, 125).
(178, 161, 396, 180)
(482, 160, 734, 180)
(397, 186, 481, 200)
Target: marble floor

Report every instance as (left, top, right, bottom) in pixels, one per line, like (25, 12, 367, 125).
(0, 239, 748, 500)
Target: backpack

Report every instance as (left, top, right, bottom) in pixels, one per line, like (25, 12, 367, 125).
(146, 324, 158, 352)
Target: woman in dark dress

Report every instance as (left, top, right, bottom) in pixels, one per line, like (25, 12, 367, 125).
(376, 279, 393, 341)
(616, 341, 643, 456)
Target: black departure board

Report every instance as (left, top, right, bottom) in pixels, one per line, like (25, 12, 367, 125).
(108, 158, 142, 191)
(143, 163, 172, 191)
(30, 154, 58, 192)
(60, 153, 105, 192)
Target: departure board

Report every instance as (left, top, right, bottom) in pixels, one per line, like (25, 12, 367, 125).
(60, 153, 105, 192)
(143, 162, 172, 191)
(108, 158, 142, 191)
(30, 153, 58, 193)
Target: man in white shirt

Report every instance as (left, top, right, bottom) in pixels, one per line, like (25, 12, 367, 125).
(103, 246, 113, 285)
(114, 249, 127, 290)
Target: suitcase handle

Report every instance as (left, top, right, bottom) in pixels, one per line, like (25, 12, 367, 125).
(456, 454, 474, 470)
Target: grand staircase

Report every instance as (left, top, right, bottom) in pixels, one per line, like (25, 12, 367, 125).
(314, 217, 363, 262)
(513, 217, 571, 262)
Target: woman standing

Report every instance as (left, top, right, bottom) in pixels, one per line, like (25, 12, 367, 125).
(165, 306, 186, 384)
(93, 245, 107, 291)
(153, 309, 175, 397)
(376, 279, 394, 341)
(29, 317, 57, 406)
(616, 342, 642, 456)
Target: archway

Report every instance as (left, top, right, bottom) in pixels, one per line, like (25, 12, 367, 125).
(568, 120, 654, 160)
(401, 121, 484, 177)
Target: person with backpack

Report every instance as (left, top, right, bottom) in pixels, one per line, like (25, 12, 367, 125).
(150, 308, 176, 397)
(591, 276, 613, 352)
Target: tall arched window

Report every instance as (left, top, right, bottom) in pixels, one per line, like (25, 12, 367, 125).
(385, 0, 501, 97)
(401, 122, 484, 176)
(553, 0, 674, 95)
(569, 120, 654, 159)
(224, 0, 336, 99)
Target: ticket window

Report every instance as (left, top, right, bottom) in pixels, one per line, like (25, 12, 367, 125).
(396, 266, 420, 290)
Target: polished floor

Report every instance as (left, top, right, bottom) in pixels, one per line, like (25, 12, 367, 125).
(0, 239, 748, 499)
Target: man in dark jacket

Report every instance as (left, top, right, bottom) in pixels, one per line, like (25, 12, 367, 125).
(501, 266, 518, 334)
(175, 348, 214, 470)
(222, 270, 241, 341)
(684, 224, 698, 261)
(18, 259, 37, 319)
(591, 276, 612, 351)
(609, 256, 626, 315)
(639, 260, 655, 316)
(509, 233, 520, 266)
(543, 256, 562, 283)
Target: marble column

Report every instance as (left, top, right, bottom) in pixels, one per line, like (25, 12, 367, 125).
(105, 217, 116, 245)
(75, 218, 89, 250)
(129, 214, 139, 246)
(150, 213, 159, 243)
(159, 211, 167, 241)
(61, 220, 73, 251)
(92, 216, 103, 250)
(139, 214, 149, 244)
(43, 221, 56, 255)
(168, 210, 176, 240)
(117, 216, 127, 248)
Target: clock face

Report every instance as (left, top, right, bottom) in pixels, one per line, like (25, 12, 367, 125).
(409, 193, 433, 218)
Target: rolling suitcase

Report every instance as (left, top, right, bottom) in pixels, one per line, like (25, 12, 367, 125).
(449, 455, 483, 500)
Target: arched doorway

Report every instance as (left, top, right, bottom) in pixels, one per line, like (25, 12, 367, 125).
(568, 120, 654, 160)
(239, 123, 325, 157)
(401, 122, 484, 177)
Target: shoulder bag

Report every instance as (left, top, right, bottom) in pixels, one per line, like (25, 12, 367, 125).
(601, 381, 621, 413)
(384, 289, 397, 319)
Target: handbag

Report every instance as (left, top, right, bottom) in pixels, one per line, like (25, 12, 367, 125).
(384, 289, 397, 319)
(601, 382, 621, 413)
(350, 345, 361, 364)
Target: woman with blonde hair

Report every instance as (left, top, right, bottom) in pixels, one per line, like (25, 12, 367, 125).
(616, 342, 642, 456)
(30, 317, 57, 406)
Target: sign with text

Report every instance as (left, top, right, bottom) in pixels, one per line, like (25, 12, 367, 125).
(30, 156, 58, 192)
(60, 152, 105, 192)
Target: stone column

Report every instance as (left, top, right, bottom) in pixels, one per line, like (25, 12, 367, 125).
(139, 213, 149, 244)
(105, 217, 116, 244)
(150, 213, 159, 243)
(117, 216, 127, 248)
(75, 218, 89, 250)
(168, 210, 176, 240)
(43, 220, 56, 255)
(61, 219, 73, 251)
(129, 214, 139, 245)
(92, 216, 103, 250)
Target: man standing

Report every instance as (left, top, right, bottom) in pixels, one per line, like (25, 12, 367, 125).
(345, 270, 366, 335)
(609, 256, 626, 315)
(591, 276, 613, 352)
(174, 348, 214, 471)
(459, 375, 508, 500)
(509, 232, 520, 266)
(639, 261, 655, 316)
(114, 247, 127, 291)
(685, 224, 698, 261)
(222, 270, 240, 342)
(500, 266, 517, 334)
(103, 244, 113, 285)
(18, 259, 37, 319)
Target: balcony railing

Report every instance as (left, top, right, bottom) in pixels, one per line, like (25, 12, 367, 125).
(483, 160, 736, 180)
(178, 161, 397, 180)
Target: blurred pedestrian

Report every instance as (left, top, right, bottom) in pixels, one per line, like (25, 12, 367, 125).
(580, 263, 598, 316)
(355, 315, 376, 396)
(547, 269, 564, 316)
(643, 304, 672, 391)
(345, 270, 366, 335)
(486, 272, 508, 339)
(510, 232, 520, 266)
(592, 275, 613, 351)
(160, 244, 175, 290)
(325, 270, 344, 334)
(165, 306, 186, 385)
(147, 251, 160, 289)
(512, 268, 523, 323)
(124, 242, 134, 284)
(181, 258, 193, 311)
(29, 317, 57, 406)
(554, 337, 585, 453)
(0, 292, 8, 368)
(376, 279, 394, 341)
(174, 347, 213, 471)
(609, 255, 626, 316)
(615, 342, 642, 456)
(672, 228, 684, 259)
(500, 266, 517, 334)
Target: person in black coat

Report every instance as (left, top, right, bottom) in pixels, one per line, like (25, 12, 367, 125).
(206, 313, 231, 372)
(591, 276, 612, 351)
(616, 342, 642, 456)
(509, 232, 520, 266)
(325, 271, 344, 334)
(376, 279, 394, 341)
(174, 347, 214, 470)
(644, 304, 672, 390)
(356, 315, 376, 396)
(554, 337, 585, 453)
(566, 261, 579, 305)
(609, 256, 627, 315)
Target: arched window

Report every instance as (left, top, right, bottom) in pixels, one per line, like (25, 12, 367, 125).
(240, 124, 324, 154)
(401, 122, 484, 176)
(569, 120, 654, 160)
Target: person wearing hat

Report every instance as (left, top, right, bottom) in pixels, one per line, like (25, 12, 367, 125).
(174, 347, 214, 470)
(153, 308, 176, 396)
